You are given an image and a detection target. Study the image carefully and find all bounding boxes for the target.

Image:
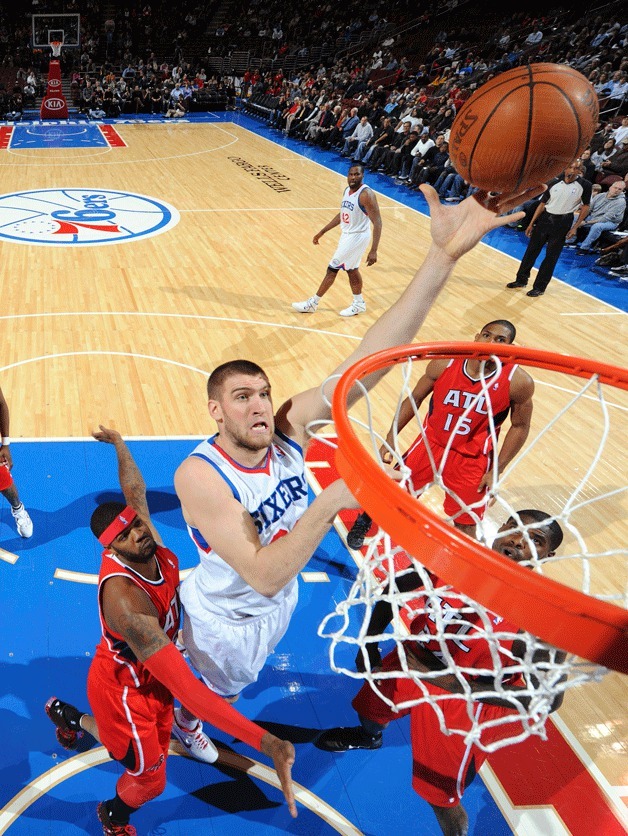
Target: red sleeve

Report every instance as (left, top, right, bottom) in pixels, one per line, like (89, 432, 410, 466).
(143, 643, 265, 751)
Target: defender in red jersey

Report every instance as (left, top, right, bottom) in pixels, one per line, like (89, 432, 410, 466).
(46, 427, 297, 836)
(317, 510, 566, 836)
(347, 320, 535, 548)
(0, 385, 33, 538)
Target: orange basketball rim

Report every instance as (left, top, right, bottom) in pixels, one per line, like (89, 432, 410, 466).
(331, 341, 628, 675)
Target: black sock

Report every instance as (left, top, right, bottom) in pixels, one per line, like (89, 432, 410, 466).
(61, 703, 84, 732)
(359, 715, 385, 737)
(106, 794, 139, 825)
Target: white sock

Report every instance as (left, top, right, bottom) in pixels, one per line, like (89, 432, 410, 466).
(311, 295, 321, 303)
(175, 707, 199, 731)
(353, 294, 364, 303)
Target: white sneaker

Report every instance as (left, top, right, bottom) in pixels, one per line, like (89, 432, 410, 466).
(339, 301, 366, 317)
(172, 712, 219, 764)
(11, 505, 33, 538)
(292, 298, 318, 313)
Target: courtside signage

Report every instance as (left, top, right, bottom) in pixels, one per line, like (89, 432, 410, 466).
(0, 188, 180, 246)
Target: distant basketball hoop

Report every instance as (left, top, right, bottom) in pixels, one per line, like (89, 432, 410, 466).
(50, 41, 62, 58)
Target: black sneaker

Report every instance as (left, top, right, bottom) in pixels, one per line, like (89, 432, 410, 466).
(45, 697, 84, 750)
(506, 280, 527, 289)
(97, 802, 137, 835)
(347, 512, 373, 550)
(315, 726, 383, 752)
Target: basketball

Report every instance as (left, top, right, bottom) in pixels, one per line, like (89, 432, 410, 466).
(448, 63, 599, 193)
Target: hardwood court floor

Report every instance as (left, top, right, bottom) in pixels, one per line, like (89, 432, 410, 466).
(0, 117, 626, 834)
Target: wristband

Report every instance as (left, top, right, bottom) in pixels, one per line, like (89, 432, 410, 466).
(1, 437, 9, 446)
(143, 643, 265, 751)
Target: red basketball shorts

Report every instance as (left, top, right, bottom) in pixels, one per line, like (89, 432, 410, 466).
(0, 461, 13, 491)
(87, 663, 173, 776)
(352, 649, 517, 807)
(403, 436, 490, 526)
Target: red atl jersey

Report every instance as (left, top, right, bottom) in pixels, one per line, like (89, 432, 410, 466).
(408, 575, 521, 681)
(92, 545, 180, 689)
(424, 358, 517, 457)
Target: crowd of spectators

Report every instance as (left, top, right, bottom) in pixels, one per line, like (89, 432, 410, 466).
(0, 2, 626, 279)
(239, 7, 628, 278)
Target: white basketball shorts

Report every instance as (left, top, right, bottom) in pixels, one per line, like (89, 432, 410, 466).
(180, 580, 299, 697)
(329, 230, 370, 271)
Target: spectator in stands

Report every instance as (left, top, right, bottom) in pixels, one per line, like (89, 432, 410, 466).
(400, 129, 435, 182)
(368, 119, 411, 171)
(598, 140, 628, 185)
(579, 148, 597, 183)
(591, 138, 617, 172)
(525, 25, 543, 47)
(384, 129, 419, 177)
(408, 135, 446, 189)
(355, 115, 393, 163)
(607, 72, 628, 113)
(569, 179, 626, 252)
(613, 116, 628, 147)
(414, 140, 450, 185)
(342, 115, 373, 157)
(590, 121, 615, 152)
(305, 102, 333, 142)
(326, 106, 358, 149)
(5, 90, 22, 120)
(315, 104, 343, 147)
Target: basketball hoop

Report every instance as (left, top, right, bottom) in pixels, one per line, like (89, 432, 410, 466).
(50, 40, 62, 58)
(317, 342, 627, 750)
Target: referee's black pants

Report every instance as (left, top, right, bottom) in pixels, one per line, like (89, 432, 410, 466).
(515, 212, 573, 292)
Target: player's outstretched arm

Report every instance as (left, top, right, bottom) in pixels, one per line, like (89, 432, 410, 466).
(93, 425, 162, 546)
(278, 182, 546, 445)
(103, 577, 299, 815)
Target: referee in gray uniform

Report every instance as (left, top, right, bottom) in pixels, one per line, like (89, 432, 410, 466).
(507, 162, 592, 297)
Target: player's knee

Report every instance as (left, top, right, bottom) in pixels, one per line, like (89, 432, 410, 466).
(327, 265, 340, 275)
(0, 463, 13, 491)
(117, 755, 167, 807)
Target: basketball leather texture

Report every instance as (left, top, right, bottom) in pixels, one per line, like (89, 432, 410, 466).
(448, 63, 599, 193)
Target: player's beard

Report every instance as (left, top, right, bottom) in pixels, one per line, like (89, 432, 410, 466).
(116, 534, 158, 564)
(223, 417, 273, 454)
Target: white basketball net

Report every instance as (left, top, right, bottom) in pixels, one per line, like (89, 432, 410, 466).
(50, 41, 62, 58)
(315, 352, 627, 752)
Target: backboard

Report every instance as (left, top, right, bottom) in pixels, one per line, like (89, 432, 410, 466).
(32, 13, 80, 49)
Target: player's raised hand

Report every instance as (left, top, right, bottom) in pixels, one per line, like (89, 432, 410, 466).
(260, 733, 298, 818)
(419, 184, 546, 262)
(93, 425, 123, 445)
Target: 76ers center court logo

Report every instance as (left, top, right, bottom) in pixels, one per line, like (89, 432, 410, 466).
(0, 188, 179, 246)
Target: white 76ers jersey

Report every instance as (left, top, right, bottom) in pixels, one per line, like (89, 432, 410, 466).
(339, 184, 370, 234)
(180, 430, 308, 619)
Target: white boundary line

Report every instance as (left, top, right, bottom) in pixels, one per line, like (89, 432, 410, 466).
(0, 745, 362, 836)
(0, 311, 362, 344)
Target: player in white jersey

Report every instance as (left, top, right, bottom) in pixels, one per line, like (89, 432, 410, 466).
(180, 428, 308, 696)
(175, 181, 546, 713)
(292, 164, 382, 317)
